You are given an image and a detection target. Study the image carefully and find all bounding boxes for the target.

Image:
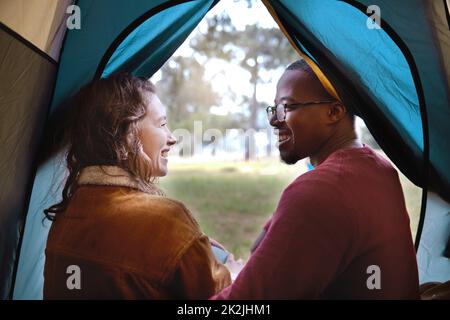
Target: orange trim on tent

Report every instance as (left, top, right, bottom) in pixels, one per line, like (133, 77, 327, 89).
(262, 0, 342, 102)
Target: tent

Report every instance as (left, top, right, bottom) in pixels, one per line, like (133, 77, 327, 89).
(0, 0, 449, 300)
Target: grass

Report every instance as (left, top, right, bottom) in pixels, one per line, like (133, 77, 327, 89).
(159, 157, 422, 261)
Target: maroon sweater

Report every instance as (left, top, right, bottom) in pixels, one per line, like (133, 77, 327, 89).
(213, 146, 419, 299)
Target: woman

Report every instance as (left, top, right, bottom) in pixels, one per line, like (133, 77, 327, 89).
(43, 73, 231, 299)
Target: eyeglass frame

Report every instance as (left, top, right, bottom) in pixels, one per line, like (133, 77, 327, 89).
(266, 100, 336, 122)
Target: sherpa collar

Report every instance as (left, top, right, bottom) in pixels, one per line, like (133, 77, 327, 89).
(77, 165, 164, 196)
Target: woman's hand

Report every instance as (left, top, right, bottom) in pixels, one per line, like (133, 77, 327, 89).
(224, 254, 245, 281)
(209, 238, 227, 251)
(209, 238, 245, 281)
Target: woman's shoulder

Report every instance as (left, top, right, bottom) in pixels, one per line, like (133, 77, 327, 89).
(68, 185, 202, 236)
(47, 186, 207, 283)
(120, 190, 200, 231)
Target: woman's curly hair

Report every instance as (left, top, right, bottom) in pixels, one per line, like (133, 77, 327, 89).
(44, 73, 159, 221)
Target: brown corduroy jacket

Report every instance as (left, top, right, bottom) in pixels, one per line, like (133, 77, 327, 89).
(44, 166, 231, 299)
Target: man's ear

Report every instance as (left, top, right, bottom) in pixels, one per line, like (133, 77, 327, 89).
(326, 101, 347, 123)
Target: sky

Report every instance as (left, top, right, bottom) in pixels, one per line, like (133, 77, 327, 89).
(152, 0, 285, 116)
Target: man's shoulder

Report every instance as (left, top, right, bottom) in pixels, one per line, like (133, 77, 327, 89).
(278, 145, 400, 215)
(280, 169, 346, 214)
(286, 164, 343, 196)
(279, 151, 365, 211)
(288, 146, 397, 189)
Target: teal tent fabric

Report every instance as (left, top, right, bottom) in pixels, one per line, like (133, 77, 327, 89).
(352, 0, 450, 201)
(13, 0, 217, 299)
(417, 192, 450, 283)
(102, 1, 212, 77)
(50, 0, 217, 112)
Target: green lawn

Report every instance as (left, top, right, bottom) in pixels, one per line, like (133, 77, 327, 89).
(159, 158, 422, 261)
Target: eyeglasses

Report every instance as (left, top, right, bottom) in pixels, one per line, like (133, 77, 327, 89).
(266, 100, 335, 122)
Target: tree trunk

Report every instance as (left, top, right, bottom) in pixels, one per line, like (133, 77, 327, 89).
(245, 64, 258, 161)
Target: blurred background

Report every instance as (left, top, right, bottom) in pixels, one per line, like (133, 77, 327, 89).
(152, 0, 421, 261)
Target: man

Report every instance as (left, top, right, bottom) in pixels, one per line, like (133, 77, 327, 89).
(213, 59, 419, 299)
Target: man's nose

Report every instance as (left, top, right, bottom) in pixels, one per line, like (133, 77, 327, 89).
(269, 114, 281, 127)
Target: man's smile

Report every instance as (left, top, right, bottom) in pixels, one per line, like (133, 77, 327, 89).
(275, 128, 292, 147)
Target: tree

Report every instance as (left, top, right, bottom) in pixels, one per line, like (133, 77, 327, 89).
(157, 55, 244, 157)
(156, 56, 218, 131)
(190, 12, 297, 159)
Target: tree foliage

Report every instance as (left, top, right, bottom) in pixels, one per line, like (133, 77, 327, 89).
(156, 2, 298, 158)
